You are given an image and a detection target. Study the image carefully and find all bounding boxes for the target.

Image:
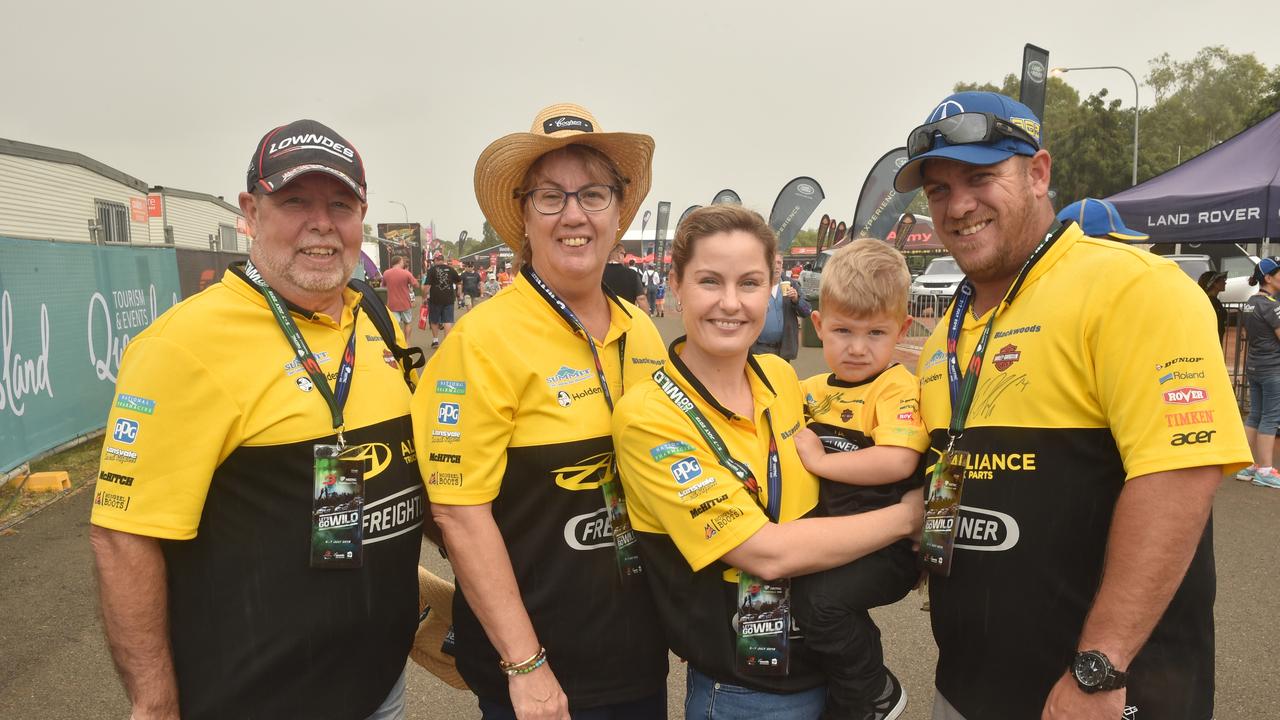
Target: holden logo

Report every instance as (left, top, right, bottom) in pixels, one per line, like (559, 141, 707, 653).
(296, 377, 314, 392)
(563, 507, 612, 550)
(894, 156, 908, 169)
(1027, 60, 1046, 83)
(797, 183, 815, 196)
(992, 344, 1021, 372)
(557, 390, 571, 407)
(1163, 387, 1208, 405)
(954, 505, 1020, 551)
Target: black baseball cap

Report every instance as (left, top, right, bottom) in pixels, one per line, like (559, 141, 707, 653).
(246, 119, 366, 201)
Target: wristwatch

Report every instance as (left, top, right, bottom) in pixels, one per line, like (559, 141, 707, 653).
(1071, 650, 1128, 693)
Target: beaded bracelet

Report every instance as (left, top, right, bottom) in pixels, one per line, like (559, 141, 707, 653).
(500, 646, 547, 676)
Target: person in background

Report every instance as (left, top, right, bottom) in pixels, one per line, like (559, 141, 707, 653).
(613, 204, 923, 719)
(382, 255, 422, 338)
(1056, 197, 1149, 243)
(425, 252, 461, 348)
(1236, 258, 1280, 489)
(603, 241, 645, 307)
(415, 102, 668, 719)
(640, 263, 661, 315)
(460, 262, 483, 310)
(751, 251, 812, 361)
(1197, 270, 1228, 343)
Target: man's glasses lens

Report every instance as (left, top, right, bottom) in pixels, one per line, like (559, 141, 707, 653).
(906, 113, 1037, 158)
(529, 185, 614, 214)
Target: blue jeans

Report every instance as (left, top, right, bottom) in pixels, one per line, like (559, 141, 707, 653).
(365, 668, 406, 720)
(684, 666, 826, 720)
(1246, 372, 1280, 433)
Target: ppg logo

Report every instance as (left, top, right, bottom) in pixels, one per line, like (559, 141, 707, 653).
(671, 457, 703, 485)
(437, 402, 460, 425)
(112, 418, 140, 444)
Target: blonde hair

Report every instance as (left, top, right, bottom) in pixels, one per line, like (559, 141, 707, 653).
(671, 205, 777, 282)
(819, 238, 910, 321)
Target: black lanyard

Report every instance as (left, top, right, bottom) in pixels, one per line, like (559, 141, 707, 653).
(945, 224, 1061, 439)
(522, 266, 625, 410)
(243, 260, 359, 443)
(651, 367, 782, 522)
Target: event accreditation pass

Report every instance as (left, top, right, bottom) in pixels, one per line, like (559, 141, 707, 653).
(919, 449, 969, 577)
(735, 573, 791, 676)
(311, 444, 365, 569)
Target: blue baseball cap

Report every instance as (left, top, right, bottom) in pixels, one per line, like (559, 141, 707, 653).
(1056, 198, 1149, 241)
(894, 91, 1042, 192)
(1252, 257, 1280, 286)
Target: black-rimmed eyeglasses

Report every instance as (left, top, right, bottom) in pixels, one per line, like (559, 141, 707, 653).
(515, 184, 618, 215)
(906, 112, 1041, 159)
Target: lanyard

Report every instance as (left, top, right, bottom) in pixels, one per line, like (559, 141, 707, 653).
(651, 367, 782, 522)
(945, 224, 1061, 439)
(522, 266, 625, 410)
(243, 260, 359, 443)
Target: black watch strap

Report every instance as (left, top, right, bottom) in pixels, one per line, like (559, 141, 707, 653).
(1072, 650, 1128, 693)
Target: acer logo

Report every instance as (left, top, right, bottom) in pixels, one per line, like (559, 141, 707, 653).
(1170, 430, 1216, 447)
(1163, 387, 1207, 405)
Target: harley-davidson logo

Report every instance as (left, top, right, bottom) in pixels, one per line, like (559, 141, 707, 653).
(992, 344, 1021, 372)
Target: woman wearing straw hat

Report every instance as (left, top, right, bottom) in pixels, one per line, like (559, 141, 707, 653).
(412, 103, 668, 719)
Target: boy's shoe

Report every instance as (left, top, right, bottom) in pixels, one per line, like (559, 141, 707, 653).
(1252, 468, 1280, 489)
(860, 670, 907, 720)
(1236, 465, 1258, 482)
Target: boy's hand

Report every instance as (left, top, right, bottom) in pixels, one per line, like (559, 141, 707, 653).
(792, 428, 827, 471)
(900, 487, 925, 541)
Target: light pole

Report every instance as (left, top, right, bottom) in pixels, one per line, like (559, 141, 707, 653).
(388, 200, 409, 223)
(1051, 65, 1140, 186)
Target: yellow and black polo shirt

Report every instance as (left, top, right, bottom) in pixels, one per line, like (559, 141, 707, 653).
(916, 222, 1250, 719)
(413, 273, 669, 707)
(612, 341, 824, 693)
(90, 265, 424, 720)
(801, 364, 929, 515)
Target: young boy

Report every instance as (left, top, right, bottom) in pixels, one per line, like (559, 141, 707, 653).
(790, 238, 928, 720)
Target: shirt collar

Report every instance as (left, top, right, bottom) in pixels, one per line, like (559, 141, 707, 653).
(514, 269, 635, 345)
(664, 337, 778, 421)
(225, 262, 360, 329)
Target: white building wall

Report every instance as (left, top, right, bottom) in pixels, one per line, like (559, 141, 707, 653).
(0, 154, 152, 244)
(162, 195, 249, 252)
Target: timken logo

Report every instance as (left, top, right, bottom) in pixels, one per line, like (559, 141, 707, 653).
(1164, 387, 1208, 405)
(992, 344, 1021, 372)
(1167, 409, 1214, 427)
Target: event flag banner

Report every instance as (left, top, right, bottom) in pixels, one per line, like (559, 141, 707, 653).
(712, 189, 741, 205)
(768, 177, 825, 253)
(1020, 44, 1050, 128)
(853, 148, 920, 242)
(0, 237, 181, 473)
(678, 205, 702, 228)
(653, 201, 672, 277)
(815, 214, 831, 255)
(833, 221, 847, 248)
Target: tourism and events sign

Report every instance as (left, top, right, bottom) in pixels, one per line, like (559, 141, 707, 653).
(0, 237, 181, 472)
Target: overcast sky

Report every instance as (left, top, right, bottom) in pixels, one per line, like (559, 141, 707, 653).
(5, 0, 1279, 243)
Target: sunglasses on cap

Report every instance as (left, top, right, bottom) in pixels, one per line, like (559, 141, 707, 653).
(906, 112, 1041, 159)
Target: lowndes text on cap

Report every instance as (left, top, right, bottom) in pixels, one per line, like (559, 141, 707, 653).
(268, 133, 356, 162)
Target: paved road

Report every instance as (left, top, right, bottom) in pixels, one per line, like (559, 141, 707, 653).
(2, 305, 1277, 719)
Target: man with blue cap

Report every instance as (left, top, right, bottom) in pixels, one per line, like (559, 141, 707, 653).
(897, 92, 1249, 720)
(1056, 197, 1150, 241)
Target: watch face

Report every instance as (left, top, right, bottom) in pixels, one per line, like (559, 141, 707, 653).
(1073, 652, 1106, 686)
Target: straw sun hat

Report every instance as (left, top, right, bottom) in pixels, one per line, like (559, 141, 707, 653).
(410, 566, 468, 690)
(474, 102, 655, 251)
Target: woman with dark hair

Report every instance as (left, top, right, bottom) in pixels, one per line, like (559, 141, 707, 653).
(1237, 258, 1280, 488)
(612, 204, 923, 719)
(413, 104, 668, 719)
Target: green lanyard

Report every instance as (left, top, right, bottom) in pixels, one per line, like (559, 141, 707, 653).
(242, 260, 359, 445)
(944, 224, 1061, 441)
(651, 367, 782, 522)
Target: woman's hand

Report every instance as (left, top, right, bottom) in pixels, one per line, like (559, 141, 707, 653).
(792, 428, 827, 472)
(508, 662, 570, 720)
(899, 486, 925, 540)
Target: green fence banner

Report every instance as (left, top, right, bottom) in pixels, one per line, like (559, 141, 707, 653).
(0, 238, 181, 472)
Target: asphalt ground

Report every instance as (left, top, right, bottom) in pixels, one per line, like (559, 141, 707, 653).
(1, 303, 1277, 719)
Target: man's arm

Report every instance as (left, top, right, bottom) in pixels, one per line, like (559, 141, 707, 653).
(1042, 465, 1221, 719)
(89, 525, 180, 720)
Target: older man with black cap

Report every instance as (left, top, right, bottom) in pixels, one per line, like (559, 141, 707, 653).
(90, 119, 427, 720)
(896, 92, 1249, 720)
